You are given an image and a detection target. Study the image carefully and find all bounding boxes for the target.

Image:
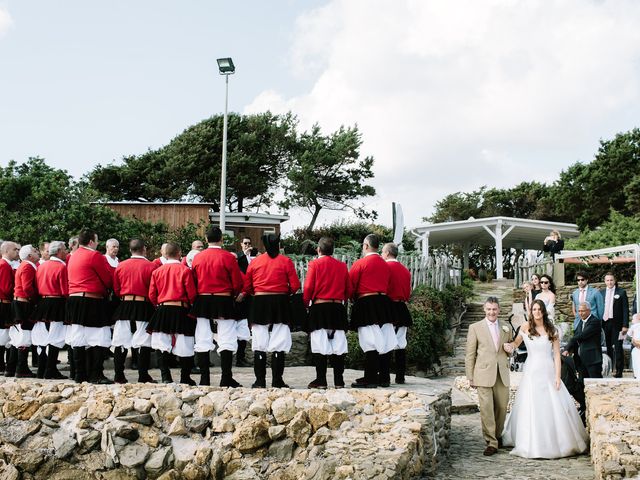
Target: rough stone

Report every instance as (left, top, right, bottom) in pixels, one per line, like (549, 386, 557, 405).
(2, 400, 42, 420)
(269, 425, 286, 441)
(271, 396, 296, 424)
(195, 395, 214, 417)
(181, 389, 205, 402)
(232, 416, 271, 452)
(194, 447, 212, 466)
(187, 417, 210, 434)
(117, 413, 153, 425)
(207, 391, 230, 414)
(307, 406, 329, 431)
(325, 390, 356, 410)
(268, 437, 295, 462)
(119, 443, 150, 468)
(286, 411, 312, 447)
(0, 464, 20, 480)
(156, 470, 181, 480)
(0, 418, 41, 445)
(144, 446, 174, 476)
(167, 416, 188, 436)
(116, 424, 140, 441)
(309, 426, 331, 445)
(56, 401, 84, 420)
(327, 411, 348, 430)
(53, 428, 78, 459)
(134, 398, 152, 413)
(78, 429, 102, 453)
(11, 450, 45, 474)
(182, 462, 208, 480)
(112, 397, 135, 417)
(151, 393, 182, 413)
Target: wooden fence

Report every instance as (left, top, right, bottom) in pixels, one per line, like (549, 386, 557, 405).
(514, 256, 554, 287)
(291, 254, 462, 292)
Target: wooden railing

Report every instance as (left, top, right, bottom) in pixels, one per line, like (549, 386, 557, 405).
(514, 256, 554, 287)
(291, 254, 462, 292)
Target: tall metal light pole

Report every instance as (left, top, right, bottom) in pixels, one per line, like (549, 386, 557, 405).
(216, 57, 235, 232)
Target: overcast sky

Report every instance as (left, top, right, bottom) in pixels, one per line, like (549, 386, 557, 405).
(2, 1, 640, 233)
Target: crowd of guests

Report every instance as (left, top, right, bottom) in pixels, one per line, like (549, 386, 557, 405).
(521, 270, 640, 379)
(0, 227, 413, 389)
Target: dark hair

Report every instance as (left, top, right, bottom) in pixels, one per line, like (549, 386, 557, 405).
(604, 271, 616, 282)
(262, 233, 280, 259)
(485, 296, 500, 306)
(129, 239, 145, 254)
(539, 274, 556, 294)
(165, 242, 181, 259)
(78, 229, 97, 246)
(318, 237, 334, 256)
(242, 236, 251, 243)
(206, 225, 223, 243)
(529, 299, 558, 342)
(364, 234, 379, 250)
(576, 271, 589, 281)
(383, 242, 399, 258)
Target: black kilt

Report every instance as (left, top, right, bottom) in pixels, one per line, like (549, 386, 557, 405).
(12, 300, 36, 330)
(390, 300, 413, 327)
(190, 295, 237, 321)
(306, 302, 348, 332)
(147, 305, 196, 336)
(31, 297, 66, 323)
(250, 294, 293, 326)
(113, 300, 155, 323)
(66, 296, 111, 328)
(349, 294, 393, 330)
(234, 295, 252, 320)
(0, 302, 14, 328)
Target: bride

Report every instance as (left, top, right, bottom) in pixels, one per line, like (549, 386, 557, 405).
(502, 299, 588, 459)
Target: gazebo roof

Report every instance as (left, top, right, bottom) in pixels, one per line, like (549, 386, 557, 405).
(413, 216, 579, 250)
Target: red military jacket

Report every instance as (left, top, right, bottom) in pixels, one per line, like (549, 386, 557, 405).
(68, 246, 114, 295)
(191, 246, 243, 295)
(14, 260, 38, 299)
(243, 254, 301, 295)
(113, 256, 158, 298)
(386, 259, 411, 302)
(349, 253, 391, 298)
(36, 257, 69, 297)
(303, 255, 351, 305)
(0, 258, 15, 301)
(148, 260, 197, 305)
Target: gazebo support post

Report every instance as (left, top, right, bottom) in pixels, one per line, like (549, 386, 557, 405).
(482, 220, 514, 280)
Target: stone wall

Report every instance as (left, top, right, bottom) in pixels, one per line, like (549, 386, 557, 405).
(585, 379, 640, 480)
(0, 380, 451, 480)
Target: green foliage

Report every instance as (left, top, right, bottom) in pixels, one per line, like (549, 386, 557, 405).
(281, 219, 416, 255)
(566, 210, 640, 250)
(89, 112, 298, 212)
(280, 124, 377, 232)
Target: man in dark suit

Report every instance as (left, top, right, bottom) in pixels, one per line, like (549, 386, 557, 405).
(235, 237, 254, 367)
(600, 272, 629, 377)
(563, 302, 603, 379)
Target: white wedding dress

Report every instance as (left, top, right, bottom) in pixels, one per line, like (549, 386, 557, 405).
(502, 330, 589, 458)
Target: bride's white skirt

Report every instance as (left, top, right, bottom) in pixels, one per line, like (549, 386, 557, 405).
(502, 357, 589, 458)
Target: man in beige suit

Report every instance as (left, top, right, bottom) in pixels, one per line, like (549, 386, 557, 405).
(465, 296, 511, 456)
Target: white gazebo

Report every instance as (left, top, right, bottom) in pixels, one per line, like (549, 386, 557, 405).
(413, 216, 580, 279)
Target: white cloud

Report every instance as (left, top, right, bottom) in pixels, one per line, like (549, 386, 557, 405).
(246, 0, 640, 232)
(0, 7, 12, 37)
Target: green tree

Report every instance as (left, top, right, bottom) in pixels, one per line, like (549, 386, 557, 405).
(566, 210, 640, 250)
(281, 124, 377, 232)
(89, 112, 297, 212)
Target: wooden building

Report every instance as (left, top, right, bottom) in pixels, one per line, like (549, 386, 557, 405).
(98, 202, 289, 251)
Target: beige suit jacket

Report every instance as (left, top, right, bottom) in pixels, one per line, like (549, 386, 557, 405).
(465, 319, 511, 388)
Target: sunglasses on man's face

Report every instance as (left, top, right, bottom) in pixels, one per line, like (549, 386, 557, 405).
(540, 281, 549, 284)
(577, 278, 587, 282)
(242, 242, 251, 245)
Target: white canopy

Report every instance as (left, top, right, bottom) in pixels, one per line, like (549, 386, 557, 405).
(413, 216, 580, 279)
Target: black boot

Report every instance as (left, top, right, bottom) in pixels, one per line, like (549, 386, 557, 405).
(137, 347, 155, 383)
(4, 346, 17, 377)
(31, 345, 39, 367)
(352, 351, 378, 388)
(236, 340, 250, 367)
(308, 353, 328, 389)
(272, 351, 289, 388)
(195, 351, 210, 386)
(395, 349, 406, 384)
(130, 347, 139, 370)
(179, 356, 197, 386)
(252, 351, 266, 388)
(0, 346, 5, 373)
(331, 354, 345, 388)
(220, 350, 242, 387)
(113, 346, 128, 383)
(16, 347, 36, 378)
(378, 352, 391, 387)
(36, 348, 48, 379)
(68, 346, 75, 380)
(73, 347, 87, 383)
(159, 351, 173, 383)
(44, 346, 67, 379)
(89, 347, 113, 384)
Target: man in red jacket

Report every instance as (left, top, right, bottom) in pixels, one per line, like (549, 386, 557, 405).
(0, 241, 20, 375)
(66, 229, 115, 384)
(111, 239, 158, 383)
(382, 242, 413, 384)
(148, 242, 197, 385)
(349, 234, 392, 388)
(191, 225, 244, 387)
(31, 240, 68, 379)
(303, 237, 351, 389)
(10, 244, 40, 377)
